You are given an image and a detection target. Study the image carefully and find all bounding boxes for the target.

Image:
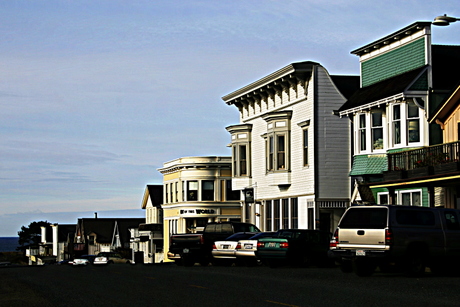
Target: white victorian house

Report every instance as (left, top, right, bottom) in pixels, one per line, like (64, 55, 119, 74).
(223, 61, 359, 232)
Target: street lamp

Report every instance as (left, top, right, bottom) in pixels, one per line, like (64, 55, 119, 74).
(433, 14, 460, 26)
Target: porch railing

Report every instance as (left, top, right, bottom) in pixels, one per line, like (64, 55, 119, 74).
(387, 141, 460, 171)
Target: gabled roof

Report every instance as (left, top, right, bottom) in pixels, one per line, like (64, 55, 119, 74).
(57, 224, 76, 242)
(429, 82, 460, 124)
(78, 218, 145, 244)
(338, 66, 427, 114)
(141, 185, 163, 209)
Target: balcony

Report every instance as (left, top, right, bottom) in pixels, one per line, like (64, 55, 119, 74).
(385, 141, 460, 180)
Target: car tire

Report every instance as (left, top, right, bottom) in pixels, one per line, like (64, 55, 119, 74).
(404, 255, 426, 277)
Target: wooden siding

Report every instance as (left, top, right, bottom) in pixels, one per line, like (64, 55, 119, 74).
(443, 103, 460, 142)
(361, 38, 426, 87)
(315, 66, 351, 199)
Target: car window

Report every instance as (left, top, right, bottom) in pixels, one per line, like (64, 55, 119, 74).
(225, 233, 255, 241)
(221, 224, 232, 234)
(205, 224, 216, 233)
(340, 208, 388, 229)
(396, 209, 435, 226)
(444, 211, 460, 230)
(234, 224, 261, 233)
(249, 232, 275, 240)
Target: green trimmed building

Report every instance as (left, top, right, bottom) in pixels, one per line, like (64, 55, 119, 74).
(338, 21, 460, 207)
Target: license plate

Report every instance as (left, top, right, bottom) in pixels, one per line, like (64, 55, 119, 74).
(356, 250, 366, 256)
(268, 242, 276, 247)
(244, 244, 253, 249)
(183, 248, 189, 254)
(223, 245, 229, 249)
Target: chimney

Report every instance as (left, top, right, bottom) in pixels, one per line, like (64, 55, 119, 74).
(94, 212, 98, 219)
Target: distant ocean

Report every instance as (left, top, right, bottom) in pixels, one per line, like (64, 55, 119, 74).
(0, 237, 19, 252)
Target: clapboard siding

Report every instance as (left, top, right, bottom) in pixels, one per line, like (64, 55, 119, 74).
(315, 66, 351, 199)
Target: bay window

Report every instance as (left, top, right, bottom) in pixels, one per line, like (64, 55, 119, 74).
(263, 111, 292, 173)
(226, 124, 252, 177)
(371, 110, 383, 150)
(392, 104, 401, 145)
(407, 101, 420, 143)
(359, 113, 367, 151)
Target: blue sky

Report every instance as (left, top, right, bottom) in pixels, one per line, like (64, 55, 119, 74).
(1, 0, 459, 236)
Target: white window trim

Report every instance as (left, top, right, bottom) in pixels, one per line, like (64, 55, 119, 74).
(397, 189, 422, 206)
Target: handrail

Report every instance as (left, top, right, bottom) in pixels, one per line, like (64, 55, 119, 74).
(387, 141, 460, 171)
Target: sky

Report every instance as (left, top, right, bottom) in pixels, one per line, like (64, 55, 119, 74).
(1, 0, 460, 237)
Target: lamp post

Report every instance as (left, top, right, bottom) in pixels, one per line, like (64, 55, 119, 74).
(433, 14, 460, 26)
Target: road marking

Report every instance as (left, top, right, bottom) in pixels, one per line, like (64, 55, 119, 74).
(189, 285, 208, 289)
(266, 300, 300, 307)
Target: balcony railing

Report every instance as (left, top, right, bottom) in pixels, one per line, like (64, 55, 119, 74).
(387, 141, 460, 171)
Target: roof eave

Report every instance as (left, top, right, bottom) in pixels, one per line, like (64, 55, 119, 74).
(351, 21, 432, 56)
(222, 61, 317, 104)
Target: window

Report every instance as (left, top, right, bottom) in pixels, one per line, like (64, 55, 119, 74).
(225, 180, 240, 201)
(407, 101, 420, 143)
(371, 110, 383, 150)
(226, 124, 252, 177)
(282, 199, 289, 228)
(266, 201, 272, 231)
(277, 135, 286, 169)
(444, 211, 460, 230)
(239, 145, 247, 175)
(303, 129, 308, 166)
(175, 182, 178, 202)
(274, 200, 280, 231)
(359, 113, 367, 151)
(268, 136, 274, 171)
(392, 105, 401, 145)
(263, 112, 291, 173)
(266, 132, 289, 172)
(187, 181, 198, 201)
(377, 192, 389, 205)
(400, 190, 421, 206)
(291, 198, 298, 229)
(165, 183, 169, 204)
(202, 181, 214, 201)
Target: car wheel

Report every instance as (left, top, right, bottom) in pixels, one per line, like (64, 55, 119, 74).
(107, 260, 114, 265)
(404, 255, 426, 277)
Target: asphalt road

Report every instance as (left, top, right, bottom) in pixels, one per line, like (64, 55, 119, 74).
(1, 263, 460, 307)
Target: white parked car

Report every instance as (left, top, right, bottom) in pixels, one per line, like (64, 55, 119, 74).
(93, 252, 132, 265)
(212, 232, 258, 266)
(72, 258, 90, 266)
(235, 232, 275, 265)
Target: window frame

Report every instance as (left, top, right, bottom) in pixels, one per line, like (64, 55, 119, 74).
(263, 112, 292, 173)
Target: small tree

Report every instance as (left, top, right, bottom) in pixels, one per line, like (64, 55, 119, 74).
(17, 221, 51, 250)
